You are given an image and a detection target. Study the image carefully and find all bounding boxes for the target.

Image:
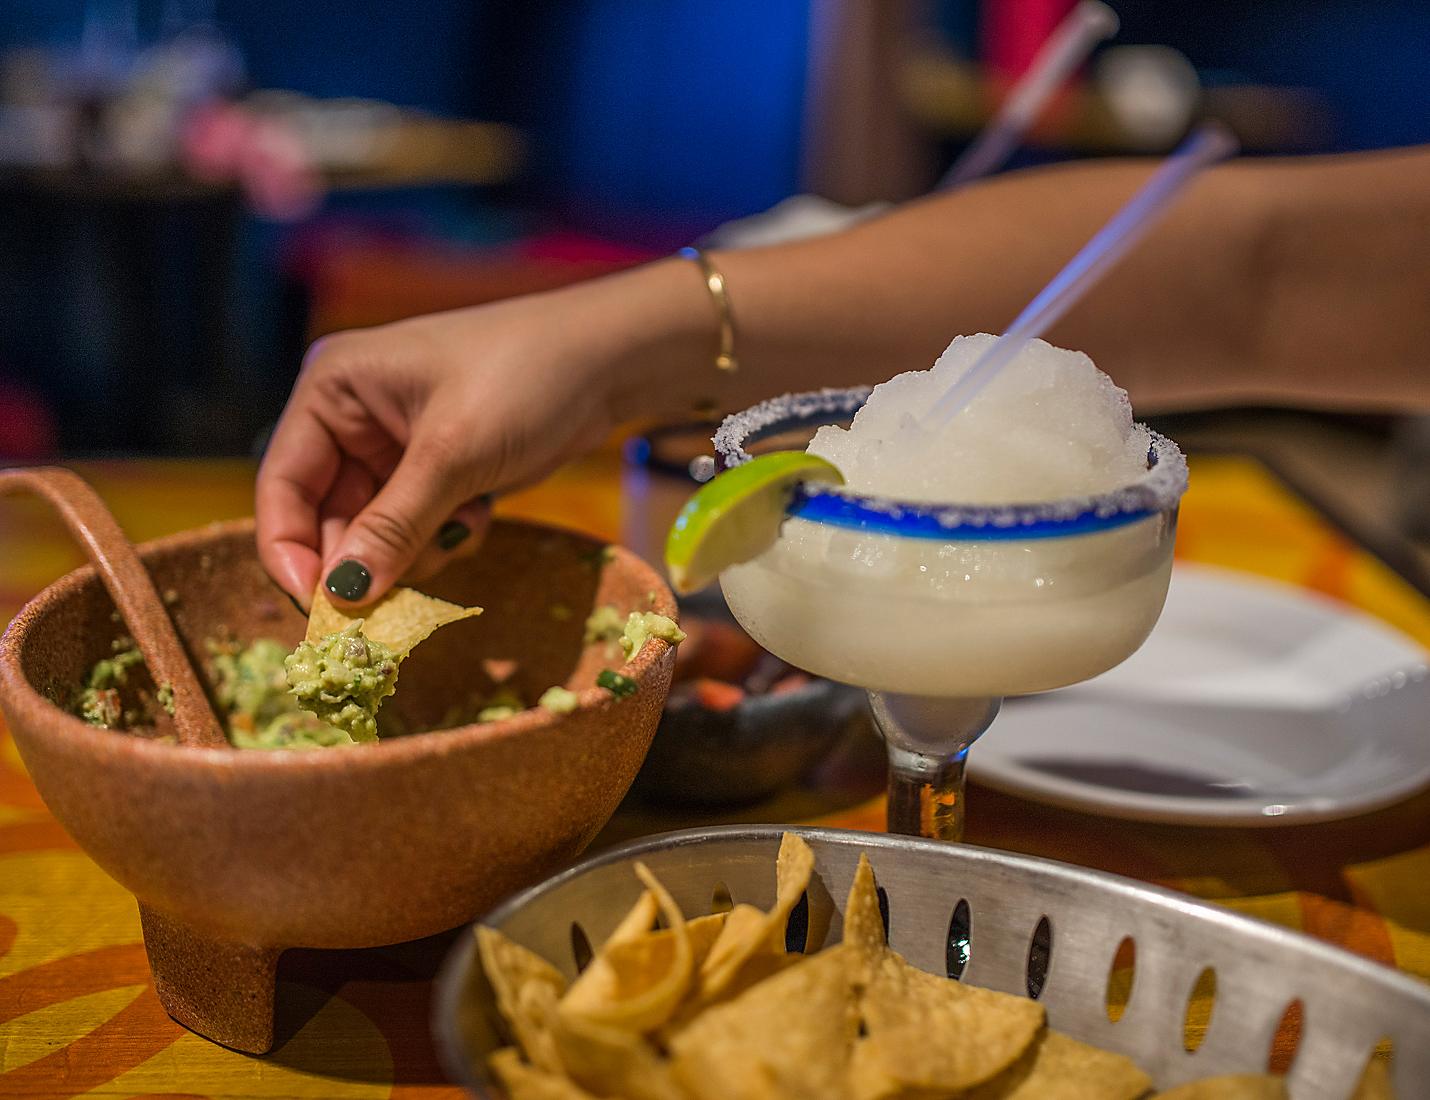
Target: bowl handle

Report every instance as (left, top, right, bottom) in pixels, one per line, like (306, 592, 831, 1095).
(0, 466, 228, 748)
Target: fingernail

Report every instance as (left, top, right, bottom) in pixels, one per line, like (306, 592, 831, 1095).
(325, 559, 371, 602)
(437, 520, 471, 551)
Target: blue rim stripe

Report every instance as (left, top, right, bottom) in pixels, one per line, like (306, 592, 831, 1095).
(720, 387, 1183, 539)
(789, 485, 1158, 540)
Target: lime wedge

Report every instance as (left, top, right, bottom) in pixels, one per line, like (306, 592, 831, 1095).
(665, 451, 843, 594)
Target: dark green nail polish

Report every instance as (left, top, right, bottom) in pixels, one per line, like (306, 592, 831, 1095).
(325, 560, 371, 602)
(437, 521, 470, 551)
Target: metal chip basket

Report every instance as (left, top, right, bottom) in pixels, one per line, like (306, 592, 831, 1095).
(433, 826, 1430, 1098)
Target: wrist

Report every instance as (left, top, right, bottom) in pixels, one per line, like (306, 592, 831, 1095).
(578, 256, 730, 424)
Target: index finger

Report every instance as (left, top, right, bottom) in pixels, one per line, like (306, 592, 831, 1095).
(256, 401, 343, 605)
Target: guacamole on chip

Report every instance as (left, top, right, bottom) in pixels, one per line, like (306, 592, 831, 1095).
(283, 622, 399, 743)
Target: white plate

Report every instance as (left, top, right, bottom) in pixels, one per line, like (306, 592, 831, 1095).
(971, 563, 1430, 826)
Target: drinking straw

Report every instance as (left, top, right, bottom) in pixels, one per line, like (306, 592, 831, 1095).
(939, 0, 1121, 190)
(922, 122, 1238, 430)
(702, 3, 1114, 249)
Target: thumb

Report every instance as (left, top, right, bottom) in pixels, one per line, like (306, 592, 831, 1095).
(320, 442, 472, 606)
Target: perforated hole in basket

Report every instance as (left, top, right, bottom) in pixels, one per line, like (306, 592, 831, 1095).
(1182, 967, 1217, 1053)
(1104, 936, 1135, 1023)
(570, 922, 594, 974)
(1267, 998, 1303, 1075)
(785, 891, 810, 953)
(946, 898, 971, 980)
(710, 881, 734, 914)
(1026, 916, 1052, 1000)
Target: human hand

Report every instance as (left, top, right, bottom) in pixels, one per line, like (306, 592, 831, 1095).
(257, 262, 709, 608)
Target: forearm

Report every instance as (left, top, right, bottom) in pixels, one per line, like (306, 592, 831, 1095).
(707, 158, 1266, 410)
(1248, 147, 1430, 411)
(600, 146, 1429, 419)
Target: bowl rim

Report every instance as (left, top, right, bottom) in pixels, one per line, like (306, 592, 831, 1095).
(0, 516, 679, 771)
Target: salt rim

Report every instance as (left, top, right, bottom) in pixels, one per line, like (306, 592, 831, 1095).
(713, 386, 1189, 532)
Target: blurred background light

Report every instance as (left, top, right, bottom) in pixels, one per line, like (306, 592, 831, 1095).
(0, 0, 1423, 459)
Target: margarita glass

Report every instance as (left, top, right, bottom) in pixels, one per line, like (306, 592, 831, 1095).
(715, 386, 1188, 842)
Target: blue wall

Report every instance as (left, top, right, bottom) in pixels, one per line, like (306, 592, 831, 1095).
(213, 0, 482, 114)
(523, 1, 812, 234)
(1111, 0, 1430, 152)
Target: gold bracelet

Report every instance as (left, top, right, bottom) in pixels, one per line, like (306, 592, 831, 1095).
(678, 246, 738, 376)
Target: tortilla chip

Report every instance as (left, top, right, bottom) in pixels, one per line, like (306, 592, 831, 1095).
(477, 926, 567, 1074)
(515, 982, 568, 1077)
(842, 853, 886, 967)
(551, 1008, 681, 1100)
(848, 1037, 911, 1100)
(698, 833, 814, 1002)
(306, 584, 481, 653)
(856, 951, 1044, 1094)
(1154, 1075, 1288, 1099)
(1352, 1055, 1395, 1100)
(659, 916, 802, 1041)
(775, 831, 816, 911)
(586, 911, 728, 1006)
(965, 1029, 1151, 1099)
(696, 906, 766, 982)
(559, 863, 694, 1033)
(671, 944, 860, 1100)
(467, 838, 1180, 1100)
(488, 1047, 599, 1100)
(680, 911, 730, 969)
(584, 889, 657, 957)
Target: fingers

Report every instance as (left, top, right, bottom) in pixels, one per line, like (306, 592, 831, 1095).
(402, 495, 494, 583)
(255, 403, 343, 603)
(318, 459, 379, 566)
(319, 437, 473, 606)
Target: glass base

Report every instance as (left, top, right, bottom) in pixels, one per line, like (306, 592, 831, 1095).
(869, 693, 1001, 842)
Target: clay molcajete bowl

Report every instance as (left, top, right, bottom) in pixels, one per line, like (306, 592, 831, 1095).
(0, 468, 678, 1054)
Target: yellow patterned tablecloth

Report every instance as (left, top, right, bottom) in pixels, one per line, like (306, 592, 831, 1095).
(1, 454, 1427, 1097)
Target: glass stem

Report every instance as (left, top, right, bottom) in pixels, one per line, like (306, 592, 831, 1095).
(869, 693, 1001, 843)
(886, 743, 970, 842)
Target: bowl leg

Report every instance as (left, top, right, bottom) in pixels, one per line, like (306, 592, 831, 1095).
(139, 904, 283, 1054)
